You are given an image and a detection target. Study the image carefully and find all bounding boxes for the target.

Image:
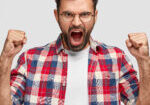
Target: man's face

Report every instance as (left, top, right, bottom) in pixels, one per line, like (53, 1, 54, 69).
(55, 0, 97, 51)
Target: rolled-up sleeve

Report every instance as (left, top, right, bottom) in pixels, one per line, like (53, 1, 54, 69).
(119, 52, 139, 105)
(10, 52, 27, 105)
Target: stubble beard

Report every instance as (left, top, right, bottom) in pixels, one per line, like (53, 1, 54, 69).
(58, 21, 95, 52)
(63, 25, 94, 52)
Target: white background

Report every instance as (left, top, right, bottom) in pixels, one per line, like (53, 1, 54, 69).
(0, 0, 150, 104)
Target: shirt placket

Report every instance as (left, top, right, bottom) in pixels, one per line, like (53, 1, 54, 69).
(88, 50, 98, 105)
(58, 51, 68, 105)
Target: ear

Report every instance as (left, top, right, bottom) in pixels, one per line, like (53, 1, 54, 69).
(54, 9, 59, 22)
(94, 10, 98, 22)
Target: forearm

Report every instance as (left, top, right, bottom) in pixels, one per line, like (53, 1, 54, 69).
(0, 54, 13, 105)
(136, 56, 150, 105)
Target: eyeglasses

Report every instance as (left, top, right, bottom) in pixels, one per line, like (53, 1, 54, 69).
(59, 11, 95, 22)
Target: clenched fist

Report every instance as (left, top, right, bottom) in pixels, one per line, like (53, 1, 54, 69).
(126, 33, 149, 60)
(1, 30, 27, 58)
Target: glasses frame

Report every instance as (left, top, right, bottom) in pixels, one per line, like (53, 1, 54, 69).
(59, 11, 95, 23)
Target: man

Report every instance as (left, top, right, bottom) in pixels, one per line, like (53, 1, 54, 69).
(0, 0, 150, 105)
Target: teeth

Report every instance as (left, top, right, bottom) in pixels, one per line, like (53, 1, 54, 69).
(72, 31, 81, 32)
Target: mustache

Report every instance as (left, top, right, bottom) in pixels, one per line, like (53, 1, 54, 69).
(68, 26, 85, 33)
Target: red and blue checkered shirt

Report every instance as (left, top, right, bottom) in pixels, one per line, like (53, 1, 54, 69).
(10, 35, 139, 105)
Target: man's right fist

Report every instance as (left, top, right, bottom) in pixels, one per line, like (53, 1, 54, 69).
(1, 30, 27, 58)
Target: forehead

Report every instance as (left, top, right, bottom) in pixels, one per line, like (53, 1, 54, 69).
(60, 0, 94, 12)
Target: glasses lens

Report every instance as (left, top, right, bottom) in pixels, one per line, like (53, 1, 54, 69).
(80, 16, 91, 22)
(63, 16, 73, 22)
(61, 12, 74, 22)
(61, 13, 94, 22)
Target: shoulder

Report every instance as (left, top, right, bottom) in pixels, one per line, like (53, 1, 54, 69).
(21, 40, 57, 60)
(95, 41, 125, 55)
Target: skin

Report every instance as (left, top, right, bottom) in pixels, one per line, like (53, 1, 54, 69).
(54, 0, 98, 51)
(0, 0, 150, 105)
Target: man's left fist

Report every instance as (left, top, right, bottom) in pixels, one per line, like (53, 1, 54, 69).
(126, 33, 149, 60)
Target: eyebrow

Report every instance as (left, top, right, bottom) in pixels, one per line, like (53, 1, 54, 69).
(61, 11, 73, 14)
(80, 12, 91, 14)
(61, 11, 92, 14)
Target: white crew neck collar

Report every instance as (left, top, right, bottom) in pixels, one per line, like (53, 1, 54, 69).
(65, 46, 90, 56)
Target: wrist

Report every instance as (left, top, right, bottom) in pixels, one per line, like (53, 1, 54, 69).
(0, 53, 14, 76)
(0, 53, 14, 62)
(136, 55, 149, 62)
(136, 56, 150, 69)
(137, 56, 150, 92)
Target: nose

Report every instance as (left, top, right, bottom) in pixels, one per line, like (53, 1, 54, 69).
(71, 15, 82, 26)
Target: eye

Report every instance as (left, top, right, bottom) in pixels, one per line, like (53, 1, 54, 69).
(64, 12, 73, 17)
(80, 12, 90, 17)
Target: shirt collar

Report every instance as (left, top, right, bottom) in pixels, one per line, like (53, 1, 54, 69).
(55, 34, 102, 54)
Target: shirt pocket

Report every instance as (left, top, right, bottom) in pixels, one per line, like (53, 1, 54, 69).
(102, 71, 116, 86)
(102, 71, 118, 97)
(91, 71, 118, 103)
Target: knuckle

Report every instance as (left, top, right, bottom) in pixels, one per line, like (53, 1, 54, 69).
(16, 33, 25, 38)
(19, 31, 25, 37)
(143, 33, 147, 37)
(128, 33, 132, 37)
(21, 31, 25, 34)
(8, 30, 14, 35)
(130, 37, 134, 41)
(8, 29, 14, 32)
(128, 33, 135, 37)
(8, 29, 25, 35)
(125, 39, 129, 43)
(18, 30, 25, 34)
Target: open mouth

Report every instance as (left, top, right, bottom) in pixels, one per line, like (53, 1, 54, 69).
(71, 31, 83, 41)
(70, 31, 84, 46)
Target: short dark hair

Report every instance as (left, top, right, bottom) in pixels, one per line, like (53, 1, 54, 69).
(55, 0, 98, 11)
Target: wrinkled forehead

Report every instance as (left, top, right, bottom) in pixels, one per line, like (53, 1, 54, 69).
(60, 0, 94, 13)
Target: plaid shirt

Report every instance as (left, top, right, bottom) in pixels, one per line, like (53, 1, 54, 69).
(10, 35, 139, 105)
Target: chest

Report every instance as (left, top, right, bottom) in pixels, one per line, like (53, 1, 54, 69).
(24, 53, 120, 104)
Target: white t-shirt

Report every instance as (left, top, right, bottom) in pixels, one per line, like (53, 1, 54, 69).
(64, 47, 90, 105)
